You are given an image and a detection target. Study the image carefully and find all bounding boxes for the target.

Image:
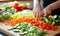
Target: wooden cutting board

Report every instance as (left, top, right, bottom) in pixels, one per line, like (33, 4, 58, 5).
(0, 23, 20, 36)
(0, 22, 60, 36)
(46, 26, 60, 36)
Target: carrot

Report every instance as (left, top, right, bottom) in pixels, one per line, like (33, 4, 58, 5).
(4, 16, 35, 26)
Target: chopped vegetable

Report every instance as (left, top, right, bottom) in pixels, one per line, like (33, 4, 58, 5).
(40, 15, 60, 25)
(4, 10, 35, 26)
(2, 12, 11, 20)
(0, 15, 3, 21)
(0, 12, 3, 21)
(9, 22, 48, 36)
(11, 10, 34, 19)
(5, 7, 11, 11)
(21, 3, 30, 9)
(4, 16, 35, 26)
(7, 9, 16, 14)
(30, 20, 57, 30)
(0, 12, 2, 15)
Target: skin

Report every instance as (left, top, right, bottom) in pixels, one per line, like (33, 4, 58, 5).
(33, 0, 43, 19)
(33, 0, 60, 19)
(33, 0, 60, 36)
(43, 0, 60, 16)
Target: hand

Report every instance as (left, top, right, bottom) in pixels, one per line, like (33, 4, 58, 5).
(33, 10, 43, 20)
(33, 0, 43, 20)
(43, 0, 60, 16)
(42, 6, 52, 16)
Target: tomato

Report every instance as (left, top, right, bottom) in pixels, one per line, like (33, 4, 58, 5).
(13, 3, 19, 9)
(17, 6, 23, 11)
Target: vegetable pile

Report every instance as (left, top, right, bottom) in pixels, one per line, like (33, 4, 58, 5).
(0, 1, 30, 11)
(9, 22, 47, 36)
(30, 20, 57, 30)
(0, 1, 60, 36)
(0, 12, 11, 21)
(0, 10, 58, 31)
(4, 10, 35, 26)
(40, 15, 60, 26)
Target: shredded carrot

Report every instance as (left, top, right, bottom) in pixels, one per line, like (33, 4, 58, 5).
(4, 16, 36, 26)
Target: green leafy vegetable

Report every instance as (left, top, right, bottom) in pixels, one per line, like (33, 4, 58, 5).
(9, 22, 47, 36)
(0, 12, 2, 15)
(40, 15, 60, 26)
(2, 12, 11, 20)
(43, 17, 49, 23)
(5, 7, 11, 11)
(7, 9, 16, 14)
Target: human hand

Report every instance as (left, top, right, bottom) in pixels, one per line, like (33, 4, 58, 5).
(33, 10, 43, 20)
(42, 6, 52, 16)
(42, 0, 60, 16)
(33, 0, 43, 20)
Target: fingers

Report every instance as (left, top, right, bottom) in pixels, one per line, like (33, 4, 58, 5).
(33, 11, 43, 20)
(42, 7, 51, 16)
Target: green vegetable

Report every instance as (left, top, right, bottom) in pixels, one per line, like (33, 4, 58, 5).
(20, 10, 34, 17)
(36, 30, 47, 36)
(40, 15, 60, 26)
(0, 15, 2, 18)
(55, 19, 60, 26)
(2, 12, 11, 20)
(5, 7, 11, 11)
(9, 22, 47, 36)
(0, 12, 2, 15)
(43, 17, 49, 23)
(0, 15, 3, 21)
(11, 10, 35, 19)
(7, 9, 16, 14)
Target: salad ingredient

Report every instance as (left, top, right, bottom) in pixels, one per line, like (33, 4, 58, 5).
(0, 1, 30, 11)
(0, 15, 3, 21)
(40, 15, 60, 25)
(13, 4, 23, 11)
(55, 15, 60, 26)
(7, 9, 16, 14)
(9, 22, 47, 36)
(21, 3, 30, 9)
(4, 16, 35, 26)
(5, 7, 11, 11)
(13, 2, 19, 9)
(2, 12, 11, 20)
(4, 15, 57, 30)
(0, 12, 2, 15)
(11, 10, 34, 19)
(17, 6, 23, 11)
(30, 20, 57, 30)
(4, 10, 35, 26)
(0, 12, 3, 21)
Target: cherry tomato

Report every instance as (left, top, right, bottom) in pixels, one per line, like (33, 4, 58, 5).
(13, 3, 19, 9)
(18, 6, 23, 11)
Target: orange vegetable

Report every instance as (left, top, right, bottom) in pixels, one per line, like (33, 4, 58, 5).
(4, 16, 35, 26)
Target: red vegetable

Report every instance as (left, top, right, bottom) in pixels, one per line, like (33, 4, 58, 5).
(13, 3, 19, 9)
(13, 3, 23, 11)
(17, 6, 23, 11)
(51, 26, 57, 30)
(30, 20, 57, 31)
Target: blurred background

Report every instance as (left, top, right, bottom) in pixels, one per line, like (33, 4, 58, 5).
(0, 0, 33, 9)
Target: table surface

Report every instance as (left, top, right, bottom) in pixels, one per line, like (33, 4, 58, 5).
(0, 32, 8, 36)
